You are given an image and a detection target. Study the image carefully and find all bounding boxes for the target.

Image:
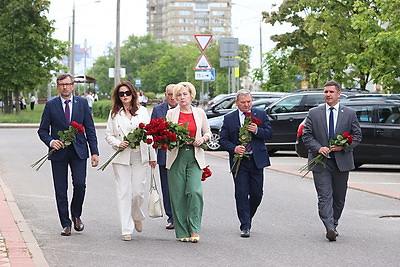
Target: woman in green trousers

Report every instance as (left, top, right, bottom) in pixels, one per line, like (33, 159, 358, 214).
(166, 82, 211, 243)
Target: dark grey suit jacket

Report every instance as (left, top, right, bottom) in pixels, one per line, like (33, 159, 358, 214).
(302, 104, 362, 172)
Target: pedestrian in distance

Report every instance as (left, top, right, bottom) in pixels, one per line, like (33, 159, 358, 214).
(219, 89, 273, 238)
(138, 90, 148, 107)
(302, 80, 362, 241)
(37, 73, 99, 236)
(150, 83, 177, 230)
(30, 95, 36, 110)
(105, 81, 156, 241)
(166, 82, 211, 243)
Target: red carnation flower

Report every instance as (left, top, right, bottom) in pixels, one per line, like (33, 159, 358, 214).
(139, 123, 145, 128)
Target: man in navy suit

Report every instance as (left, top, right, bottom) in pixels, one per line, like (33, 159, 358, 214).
(38, 74, 99, 236)
(302, 81, 361, 241)
(151, 84, 177, 229)
(220, 89, 273, 238)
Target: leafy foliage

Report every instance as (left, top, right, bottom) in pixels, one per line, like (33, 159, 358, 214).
(0, 0, 68, 113)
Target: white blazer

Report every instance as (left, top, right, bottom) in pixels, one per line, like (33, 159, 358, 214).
(105, 106, 156, 165)
(165, 106, 211, 169)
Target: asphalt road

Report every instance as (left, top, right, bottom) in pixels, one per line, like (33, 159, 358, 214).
(0, 128, 399, 266)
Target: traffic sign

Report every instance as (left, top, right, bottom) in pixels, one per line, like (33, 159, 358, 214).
(220, 57, 239, 68)
(195, 69, 215, 81)
(135, 78, 141, 87)
(194, 54, 213, 70)
(220, 37, 239, 57)
(194, 34, 212, 51)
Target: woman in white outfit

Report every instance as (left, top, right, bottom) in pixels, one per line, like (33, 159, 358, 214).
(105, 81, 156, 241)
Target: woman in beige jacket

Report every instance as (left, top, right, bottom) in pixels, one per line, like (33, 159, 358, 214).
(105, 81, 156, 241)
(166, 82, 211, 243)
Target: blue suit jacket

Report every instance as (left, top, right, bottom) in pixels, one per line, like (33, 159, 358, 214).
(151, 101, 169, 165)
(220, 108, 273, 169)
(38, 96, 99, 161)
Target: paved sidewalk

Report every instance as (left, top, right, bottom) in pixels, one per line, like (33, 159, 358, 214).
(0, 176, 48, 267)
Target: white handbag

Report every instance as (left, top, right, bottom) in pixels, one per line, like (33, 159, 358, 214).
(148, 168, 163, 218)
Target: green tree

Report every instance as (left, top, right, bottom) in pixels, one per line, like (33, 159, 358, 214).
(263, 0, 400, 92)
(0, 0, 68, 113)
(261, 49, 301, 92)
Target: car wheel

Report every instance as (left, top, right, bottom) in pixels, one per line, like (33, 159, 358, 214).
(207, 130, 221, 151)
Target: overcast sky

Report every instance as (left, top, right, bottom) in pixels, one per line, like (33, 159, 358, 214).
(47, 0, 288, 73)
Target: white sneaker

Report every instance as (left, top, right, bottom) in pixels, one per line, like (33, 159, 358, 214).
(122, 234, 132, 241)
(134, 221, 142, 232)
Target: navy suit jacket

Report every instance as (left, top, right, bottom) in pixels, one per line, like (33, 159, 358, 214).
(38, 96, 99, 161)
(220, 108, 273, 169)
(151, 101, 169, 165)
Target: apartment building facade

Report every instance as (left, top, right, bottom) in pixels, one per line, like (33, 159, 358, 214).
(147, 0, 232, 46)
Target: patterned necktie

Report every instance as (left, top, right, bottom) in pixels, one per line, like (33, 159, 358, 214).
(329, 107, 335, 158)
(65, 100, 70, 125)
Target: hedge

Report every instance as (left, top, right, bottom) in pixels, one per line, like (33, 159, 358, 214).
(92, 100, 112, 119)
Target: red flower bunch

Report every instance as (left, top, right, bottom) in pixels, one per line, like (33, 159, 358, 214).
(299, 131, 354, 178)
(144, 118, 192, 150)
(201, 166, 212, 181)
(32, 121, 84, 171)
(231, 112, 263, 178)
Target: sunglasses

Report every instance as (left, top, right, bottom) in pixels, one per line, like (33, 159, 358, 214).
(118, 91, 132, 97)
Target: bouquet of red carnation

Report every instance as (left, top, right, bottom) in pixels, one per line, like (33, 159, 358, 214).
(299, 131, 353, 178)
(98, 124, 147, 171)
(201, 166, 212, 181)
(31, 121, 84, 171)
(231, 112, 262, 178)
(144, 118, 193, 150)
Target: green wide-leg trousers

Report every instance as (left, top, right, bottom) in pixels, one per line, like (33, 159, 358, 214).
(167, 147, 203, 238)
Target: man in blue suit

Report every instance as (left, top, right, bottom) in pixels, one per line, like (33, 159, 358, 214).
(38, 74, 99, 236)
(151, 84, 177, 229)
(220, 89, 273, 238)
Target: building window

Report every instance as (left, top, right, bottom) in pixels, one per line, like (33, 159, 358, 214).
(212, 11, 225, 16)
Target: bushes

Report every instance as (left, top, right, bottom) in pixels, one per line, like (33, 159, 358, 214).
(92, 100, 111, 119)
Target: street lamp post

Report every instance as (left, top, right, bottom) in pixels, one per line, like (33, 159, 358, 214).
(70, 1, 76, 77)
(114, 0, 121, 86)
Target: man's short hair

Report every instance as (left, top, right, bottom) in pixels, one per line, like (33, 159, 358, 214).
(236, 89, 251, 100)
(324, 81, 341, 91)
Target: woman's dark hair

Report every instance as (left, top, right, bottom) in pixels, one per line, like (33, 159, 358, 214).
(110, 81, 139, 118)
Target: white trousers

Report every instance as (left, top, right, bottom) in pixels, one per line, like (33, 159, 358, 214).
(112, 151, 147, 235)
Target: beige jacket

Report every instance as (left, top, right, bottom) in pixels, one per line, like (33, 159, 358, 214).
(105, 106, 156, 165)
(165, 106, 211, 169)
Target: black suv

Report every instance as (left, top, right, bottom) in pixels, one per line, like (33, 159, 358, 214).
(295, 99, 400, 167)
(205, 92, 287, 119)
(264, 92, 349, 153)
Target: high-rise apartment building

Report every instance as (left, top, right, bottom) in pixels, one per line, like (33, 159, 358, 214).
(147, 0, 232, 46)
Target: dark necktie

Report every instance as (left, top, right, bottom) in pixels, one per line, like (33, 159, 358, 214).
(65, 100, 70, 125)
(329, 107, 335, 158)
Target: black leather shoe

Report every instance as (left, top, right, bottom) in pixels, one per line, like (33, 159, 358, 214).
(72, 217, 84, 232)
(334, 229, 339, 237)
(166, 222, 174, 230)
(240, 229, 250, 238)
(61, 227, 71, 236)
(326, 229, 337, 241)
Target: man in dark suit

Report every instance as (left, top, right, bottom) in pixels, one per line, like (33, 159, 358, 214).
(220, 89, 273, 238)
(302, 80, 361, 241)
(38, 73, 99, 236)
(150, 84, 177, 229)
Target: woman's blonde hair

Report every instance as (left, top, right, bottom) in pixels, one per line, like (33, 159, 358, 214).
(173, 82, 196, 101)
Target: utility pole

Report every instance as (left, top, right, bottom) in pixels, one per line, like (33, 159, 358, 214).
(114, 0, 121, 86)
(71, 1, 75, 77)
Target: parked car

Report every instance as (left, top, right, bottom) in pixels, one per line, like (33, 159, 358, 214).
(207, 94, 227, 106)
(264, 92, 349, 153)
(295, 99, 400, 167)
(205, 91, 288, 119)
(206, 98, 282, 151)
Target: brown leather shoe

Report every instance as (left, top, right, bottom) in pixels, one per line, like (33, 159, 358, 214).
(61, 227, 71, 236)
(72, 217, 84, 232)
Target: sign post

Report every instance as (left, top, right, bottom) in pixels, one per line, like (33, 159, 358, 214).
(194, 34, 213, 107)
(219, 37, 239, 93)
